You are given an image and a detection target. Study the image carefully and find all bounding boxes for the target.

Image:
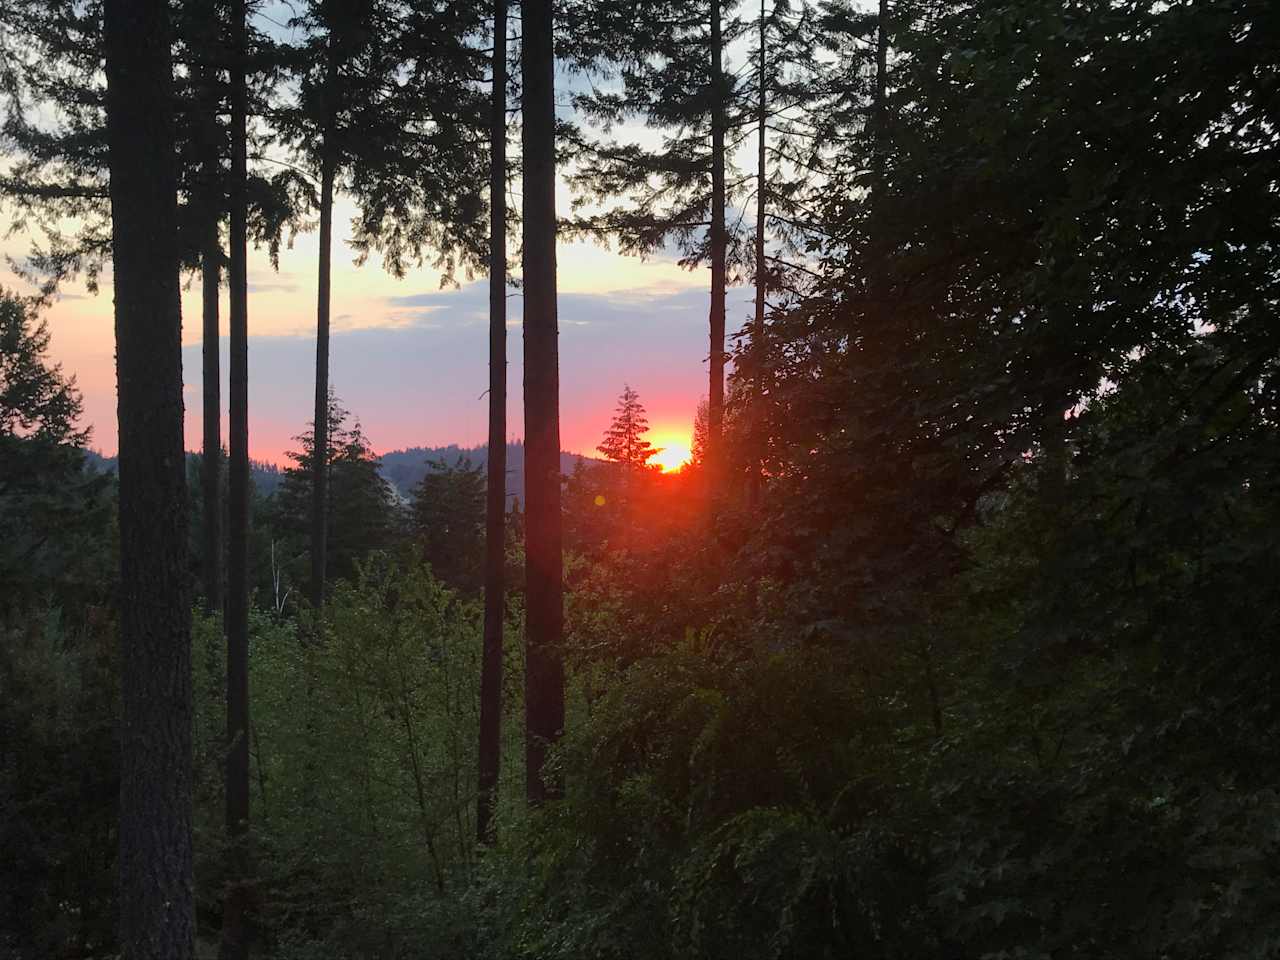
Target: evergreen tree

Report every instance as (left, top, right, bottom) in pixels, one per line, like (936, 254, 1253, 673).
(597, 384, 661, 470)
(0, 0, 308, 616)
(101, 0, 194, 954)
(275, 393, 400, 591)
(522, 0, 565, 805)
(411, 457, 485, 592)
(478, 0, 509, 844)
(0, 291, 112, 612)
(222, 0, 252, 954)
(275, 0, 488, 610)
(568, 0, 745, 499)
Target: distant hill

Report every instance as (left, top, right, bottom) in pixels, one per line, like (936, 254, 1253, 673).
(380, 443, 593, 501)
(82, 449, 285, 496)
(82, 445, 593, 502)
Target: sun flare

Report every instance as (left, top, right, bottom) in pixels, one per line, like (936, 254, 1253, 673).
(651, 437, 692, 473)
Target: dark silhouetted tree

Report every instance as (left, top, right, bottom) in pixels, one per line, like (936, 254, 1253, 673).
(101, 0, 194, 955)
(522, 0, 565, 805)
(597, 384, 660, 470)
(477, 0, 509, 843)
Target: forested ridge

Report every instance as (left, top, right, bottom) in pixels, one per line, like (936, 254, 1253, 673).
(2, 0, 1279, 958)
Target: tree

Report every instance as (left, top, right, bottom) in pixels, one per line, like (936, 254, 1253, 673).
(101, 0, 194, 954)
(275, 393, 400, 591)
(522, 0, 564, 805)
(276, 0, 488, 611)
(222, 0, 251, 955)
(568, 0, 745, 502)
(597, 384, 661, 470)
(690, 396, 709, 469)
(0, 291, 112, 612)
(0, 0, 307, 616)
(411, 456, 485, 593)
(478, 0, 509, 843)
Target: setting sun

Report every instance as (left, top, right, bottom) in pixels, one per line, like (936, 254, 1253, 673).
(650, 436, 693, 473)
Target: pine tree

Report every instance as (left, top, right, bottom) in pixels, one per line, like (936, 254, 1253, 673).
(597, 384, 661, 470)
(101, 0, 194, 954)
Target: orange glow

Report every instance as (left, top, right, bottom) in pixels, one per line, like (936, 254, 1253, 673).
(651, 435, 692, 473)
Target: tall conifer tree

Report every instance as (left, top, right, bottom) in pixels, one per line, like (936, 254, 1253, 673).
(222, 0, 251, 955)
(101, 0, 195, 954)
(279, 0, 488, 611)
(477, 0, 508, 841)
(522, 0, 565, 805)
(568, 0, 744, 506)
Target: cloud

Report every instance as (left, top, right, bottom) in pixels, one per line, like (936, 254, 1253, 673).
(247, 272, 300, 294)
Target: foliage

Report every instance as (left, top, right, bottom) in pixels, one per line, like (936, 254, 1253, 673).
(0, 291, 113, 614)
(410, 456, 485, 593)
(271, 392, 401, 599)
(596, 383, 660, 470)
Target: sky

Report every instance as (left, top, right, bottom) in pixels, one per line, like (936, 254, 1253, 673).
(2, 5, 784, 466)
(4, 193, 752, 465)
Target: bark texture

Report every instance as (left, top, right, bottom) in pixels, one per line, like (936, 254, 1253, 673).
(103, 0, 195, 955)
(521, 0, 565, 805)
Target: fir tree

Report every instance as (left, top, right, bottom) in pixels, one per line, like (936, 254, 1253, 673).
(597, 384, 661, 471)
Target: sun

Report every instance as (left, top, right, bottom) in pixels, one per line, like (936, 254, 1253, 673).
(650, 436, 692, 473)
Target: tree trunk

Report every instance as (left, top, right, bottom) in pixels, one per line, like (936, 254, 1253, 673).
(749, 0, 767, 505)
(221, 0, 251, 955)
(477, 0, 507, 842)
(200, 55, 222, 617)
(521, 0, 565, 806)
(873, 0, 889, 187)
(102, 0, 194, 956)
(707, 0, 727, 505)
(311, 147, 336, 614)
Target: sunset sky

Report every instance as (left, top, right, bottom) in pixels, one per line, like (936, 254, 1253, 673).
(5, 191, 751, 466)
(1, 2, 778, 468)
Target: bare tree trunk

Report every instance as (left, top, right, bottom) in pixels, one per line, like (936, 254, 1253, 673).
(707, 0, 727, 507)
(310, 147, 336, 614)
(200, 60, 222, 617)
(202, 243, 223, 614)
(477, 0, 507, 842)
(521, 0, 565, 806)
(102, 0, 194, 955)
(221, 0, 251, 955)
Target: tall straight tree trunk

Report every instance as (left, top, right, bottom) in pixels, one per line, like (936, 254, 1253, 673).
(310, 146, 336, 613)
(707, 0, 728, 503)
(749, 0, 767, 505)
(477, 0, 507, 842)
(201, 168, 222, 615)
(102, 0, 194, 956)
(521, 0, 565, 806)
(221, 0, 251, 956)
